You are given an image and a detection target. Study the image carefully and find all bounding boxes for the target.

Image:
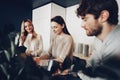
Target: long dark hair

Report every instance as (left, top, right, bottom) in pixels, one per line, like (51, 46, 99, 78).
(51, 16, 70, 35)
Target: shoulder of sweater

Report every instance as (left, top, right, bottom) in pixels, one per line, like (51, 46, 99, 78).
(63, 34, 73, 42)
(64, 34, 72, 39)
(37, 34, 42, 38)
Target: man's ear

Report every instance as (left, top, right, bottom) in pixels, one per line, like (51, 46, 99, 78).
(99, 10, 109, 23)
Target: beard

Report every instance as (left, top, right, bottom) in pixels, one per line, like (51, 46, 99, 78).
(88, 25, 102, 36)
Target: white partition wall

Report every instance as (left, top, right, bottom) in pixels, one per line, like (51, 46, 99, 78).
(32, 4, 51, 52)
(33, 1, 120, 54)
(66, 2, 120, 53)
(50, 3, 66, 43)
(66, 5, 95, 44)
(116, 0, 120, 24)
(32, 3, 66, 52)
(66, 5, 95, 53)
(32, 3, 95, 53)
(51, 3, 66, 20)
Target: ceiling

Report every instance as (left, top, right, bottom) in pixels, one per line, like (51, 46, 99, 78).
(32, 0, 80, 9)
(1, 0, 80, 9)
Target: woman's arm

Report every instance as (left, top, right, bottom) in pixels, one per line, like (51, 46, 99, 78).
(39, 53, 51, 60)
(57, 36, 74, 62)
(34, 35, 43, 56)
(40, 37, 54, 59)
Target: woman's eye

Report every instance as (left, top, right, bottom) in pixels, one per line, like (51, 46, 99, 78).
(25, 26, 27, 28)
(54, 26, 57, 28)
(51, 26, 58, 29)
(53, 26, 57, 29)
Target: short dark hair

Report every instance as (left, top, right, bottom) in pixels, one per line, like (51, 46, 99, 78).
(76, 0, 119, 25)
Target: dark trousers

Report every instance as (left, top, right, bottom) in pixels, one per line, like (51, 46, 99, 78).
(50, 74, 81, 80)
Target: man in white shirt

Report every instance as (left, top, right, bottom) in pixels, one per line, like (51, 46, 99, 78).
(76, 0, 120, 80)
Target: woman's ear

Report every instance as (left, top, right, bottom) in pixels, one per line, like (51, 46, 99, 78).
(62, 24, 64, 29)
(99, 10, 109, 23)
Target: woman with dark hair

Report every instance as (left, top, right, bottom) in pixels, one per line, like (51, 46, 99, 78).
(51, 16, 70, 35)
(40, 16, 74, 76)
(19, 19, 43, 57)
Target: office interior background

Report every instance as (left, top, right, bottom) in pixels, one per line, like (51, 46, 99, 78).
(0, 0, 120, 53)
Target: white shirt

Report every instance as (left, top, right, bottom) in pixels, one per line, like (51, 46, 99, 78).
(79, 25, 120, 80)
(88, 25, 120, 66)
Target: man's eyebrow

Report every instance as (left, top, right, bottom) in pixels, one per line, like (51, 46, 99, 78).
(81, 17, 85, 19)
(81, 16, 86, 19)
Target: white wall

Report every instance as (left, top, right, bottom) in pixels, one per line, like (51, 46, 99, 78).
(32, 3, 66, 52)
(66, 5, 95, 52)
(32, 1, 120, 54)
(66, 1, 120, 44)
(32, 4, 51, 52)
(32, 3, 95, 53)
(50, 3, 66, 43)
(66, 2, 120, 52)
(51, 3, 66, 20)
(116, 0, 120, 24)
